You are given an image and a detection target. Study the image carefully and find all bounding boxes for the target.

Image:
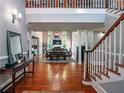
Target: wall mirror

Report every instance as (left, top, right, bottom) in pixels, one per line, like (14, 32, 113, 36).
(6, 31, 23, 68)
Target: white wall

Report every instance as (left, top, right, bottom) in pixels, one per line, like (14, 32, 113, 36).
(26, 8, 106, 23)
(94, 32, 104, 45)
(0, 0, 27, 67)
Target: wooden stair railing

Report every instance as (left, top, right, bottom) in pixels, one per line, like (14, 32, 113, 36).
(83, 13, 124, 81)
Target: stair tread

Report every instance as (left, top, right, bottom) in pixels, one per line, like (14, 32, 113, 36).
(106, 68, 120, 76)
(100, 72, 110, 78)
(94, 73, 102, 80)
(116, 64, 124, 68)
(89, 75, 96, 81)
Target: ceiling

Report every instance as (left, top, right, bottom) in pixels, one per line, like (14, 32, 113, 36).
(28, 22, 105, 32)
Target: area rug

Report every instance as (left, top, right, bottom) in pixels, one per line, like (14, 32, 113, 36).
(40, 56, 76, 63)
(22, 91, 84, 93)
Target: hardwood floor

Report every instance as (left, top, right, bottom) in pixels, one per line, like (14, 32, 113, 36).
(9, 62, 96, 93)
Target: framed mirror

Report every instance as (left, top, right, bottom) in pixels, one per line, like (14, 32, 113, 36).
(6, 31, 23, 68)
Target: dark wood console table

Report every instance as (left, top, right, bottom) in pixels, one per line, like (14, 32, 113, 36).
(0, 59, 34, 93)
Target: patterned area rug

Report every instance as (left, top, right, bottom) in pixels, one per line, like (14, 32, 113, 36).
(40, 56, 76, 63)
(22, 91, 84, 93)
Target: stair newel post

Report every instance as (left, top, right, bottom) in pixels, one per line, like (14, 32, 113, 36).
(83, 51, 91, 81)
(119, 21, 123, 64)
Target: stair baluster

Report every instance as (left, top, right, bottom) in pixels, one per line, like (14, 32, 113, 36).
(109, 33, 112, 69)
(119, 21, 123, 64)
(101, 42, 104, 73)
(113, 27, 117, 71)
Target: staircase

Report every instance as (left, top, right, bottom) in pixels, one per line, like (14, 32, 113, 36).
(83, 13, 124, 93)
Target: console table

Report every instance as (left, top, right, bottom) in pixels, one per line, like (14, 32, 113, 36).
(0, 59, 34, 93)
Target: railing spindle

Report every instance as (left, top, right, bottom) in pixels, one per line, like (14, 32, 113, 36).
(109, 33, 112, 69)
(105, 37, 108, 74)
(91, 52, 93, 76)
(113, 27, 117, 71)
(95, 49, 97, 75)
(93, 50, 96, 76)
(98, 46, 101, 76)
(96, 49, 99, 75)
(119, 21, 123, 64)
(101, 42, 104, 73)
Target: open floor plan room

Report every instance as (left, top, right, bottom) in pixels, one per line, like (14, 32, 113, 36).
(1, 0, 124, 93)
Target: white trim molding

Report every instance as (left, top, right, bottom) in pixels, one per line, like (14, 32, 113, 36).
(0, 56, 8, 60)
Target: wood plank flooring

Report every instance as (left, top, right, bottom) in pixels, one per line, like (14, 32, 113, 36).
(8, 62, 96, 93)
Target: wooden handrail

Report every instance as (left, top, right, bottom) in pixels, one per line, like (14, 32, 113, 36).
(91, 13, 124, 52)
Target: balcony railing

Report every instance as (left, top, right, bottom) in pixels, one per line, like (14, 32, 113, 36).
(25, 0, 108, 8)
(25, 0, 124, 10)
(108, 0, 124, 10)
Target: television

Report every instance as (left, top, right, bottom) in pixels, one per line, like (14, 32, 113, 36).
(53, 40, 61, 45)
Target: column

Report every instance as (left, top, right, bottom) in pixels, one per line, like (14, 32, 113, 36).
(84, 30, 88, 50)
(28, 31, 33, 59)
(78, 30, 82, 64)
